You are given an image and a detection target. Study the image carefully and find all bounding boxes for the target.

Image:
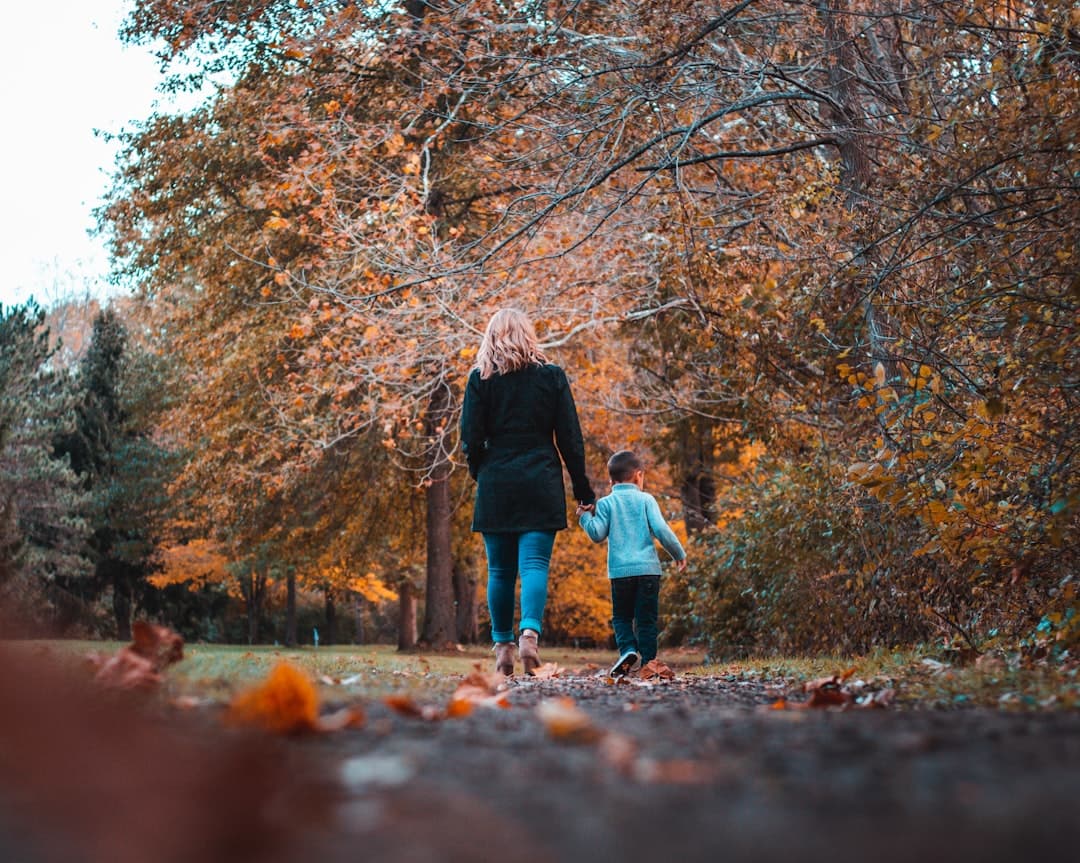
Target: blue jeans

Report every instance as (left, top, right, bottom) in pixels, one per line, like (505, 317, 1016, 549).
(610, 575, 661, 663)
(483, 531, 556, 643)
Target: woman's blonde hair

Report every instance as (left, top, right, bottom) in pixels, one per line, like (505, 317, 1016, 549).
(476, 308, 547, 379)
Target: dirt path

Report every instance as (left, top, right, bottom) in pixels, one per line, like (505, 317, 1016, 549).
(300, 671, 1080, 863)
(4, 653, 1078, 863)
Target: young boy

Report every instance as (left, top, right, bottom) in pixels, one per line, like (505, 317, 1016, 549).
(577, 450, 687, 678)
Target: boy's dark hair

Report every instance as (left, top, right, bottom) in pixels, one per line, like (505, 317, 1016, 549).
(607, 450, 643, 482)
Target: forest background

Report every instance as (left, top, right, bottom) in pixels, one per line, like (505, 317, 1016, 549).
(0, 0, 1075, 662)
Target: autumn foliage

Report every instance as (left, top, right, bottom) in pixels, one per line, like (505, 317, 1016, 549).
(34, 0, 1065, 655)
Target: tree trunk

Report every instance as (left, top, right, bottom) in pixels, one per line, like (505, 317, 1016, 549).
(420, 385, 456, 646)
(397, 582, 417, 650)
(285, 569, 297, 647)
(111, 570, 132, 641)
(353, 591, 364, 645)
(325, 589, 337, 645)
(678, 420, 715, 533)
(245, 566, 265, 645)
(452, 558, 478, 644)
(818, 2, 892, 375)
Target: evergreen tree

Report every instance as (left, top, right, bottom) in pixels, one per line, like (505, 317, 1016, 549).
(0, 302, 91, 634)
(55, 308, 178, 639)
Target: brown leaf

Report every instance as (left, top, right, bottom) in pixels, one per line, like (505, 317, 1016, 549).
(598, 732, 639, 774)
(638, 659, 675, 681)
(530, 662, 565, 680)
(536, 697, 601, 743)
(383, 693, 442, 721)
(91, 623, 185, 690)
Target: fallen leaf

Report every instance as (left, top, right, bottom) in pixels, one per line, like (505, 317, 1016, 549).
(598, 732, 639, 773)
(228, 663, 320, 734)
(383, 693, 442, 720)
(855, 688, 896, 709)
(530, 662, 565, 680)
(90, 622, 185, 690)
(639, 660, 675, 681)
(316, 706, 366, 731)
(536, 697, 601, 743)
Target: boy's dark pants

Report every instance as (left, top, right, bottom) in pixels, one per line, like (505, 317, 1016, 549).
(610, 575, 661, 663)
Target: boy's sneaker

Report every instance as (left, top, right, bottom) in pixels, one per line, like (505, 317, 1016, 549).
(609, 650, 640, 678)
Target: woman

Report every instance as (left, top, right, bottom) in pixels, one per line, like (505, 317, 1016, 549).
(460, 309, 596, 675)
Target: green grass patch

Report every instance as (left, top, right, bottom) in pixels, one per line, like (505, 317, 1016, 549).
(697, 649, 1079, 710)
(11, 640, 705, 701)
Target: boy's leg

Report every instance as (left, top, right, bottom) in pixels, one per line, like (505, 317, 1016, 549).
(634, 576, 662, 664)
(609, 577, 639, 657)
(517, 530, 556, 636)
(482, 533, 519, 644)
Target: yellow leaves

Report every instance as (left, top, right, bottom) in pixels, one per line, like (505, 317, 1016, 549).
(873, 362, 886, 387)
(150, 540, 229, 590)
(347, 572, 397, 603)
(384, 131, 406, 156)
(459, 345, 477, 361)
(264, 213, 290, 231)
(363, 324, 379, 341)
(925, 500, 949, 527)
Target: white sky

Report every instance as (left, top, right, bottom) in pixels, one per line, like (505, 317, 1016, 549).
(0, 1, 181, 309)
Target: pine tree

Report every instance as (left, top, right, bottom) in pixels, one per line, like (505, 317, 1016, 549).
(0, 302, 91, 634)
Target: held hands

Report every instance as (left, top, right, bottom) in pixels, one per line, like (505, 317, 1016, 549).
(576, 502, 595, 516)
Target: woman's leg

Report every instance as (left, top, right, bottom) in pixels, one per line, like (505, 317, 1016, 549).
(516, 530, 556, 636)
(483, 533, 520, 644)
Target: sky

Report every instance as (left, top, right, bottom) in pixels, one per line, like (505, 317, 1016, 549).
(0, 1, 182, 310)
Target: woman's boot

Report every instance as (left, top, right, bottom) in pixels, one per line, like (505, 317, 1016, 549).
(494, 642, 515, 677)
(518, 629, 541, 676)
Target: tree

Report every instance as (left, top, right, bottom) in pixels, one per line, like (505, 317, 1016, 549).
(0, 302, 91, 633)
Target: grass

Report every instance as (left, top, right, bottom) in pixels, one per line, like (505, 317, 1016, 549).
(703, 649, 1080, 710)
(15, 640, 705, 701)
(11, 640, 1076, 709)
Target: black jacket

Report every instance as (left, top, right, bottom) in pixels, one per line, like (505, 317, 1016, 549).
(460, 363, 596, 533)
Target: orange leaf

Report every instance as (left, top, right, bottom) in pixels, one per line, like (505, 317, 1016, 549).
(227, 663, 319, 734)
(535, 697, 601, 742)
(383, 693, 442, 720)
(530, 662, 565, 680)
(638, 659, 675, 681)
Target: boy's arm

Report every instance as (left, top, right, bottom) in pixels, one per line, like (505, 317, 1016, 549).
(645, 495, 686, 561)
(578, 499, 610, 543)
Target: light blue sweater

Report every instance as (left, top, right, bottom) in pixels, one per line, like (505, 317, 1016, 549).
(579, 483, 686, 579)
